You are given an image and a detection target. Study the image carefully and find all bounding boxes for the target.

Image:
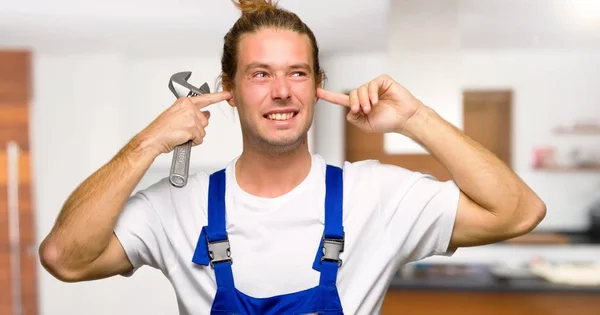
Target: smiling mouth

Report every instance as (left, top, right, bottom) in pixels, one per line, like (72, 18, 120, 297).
(264, 111, 298, 121)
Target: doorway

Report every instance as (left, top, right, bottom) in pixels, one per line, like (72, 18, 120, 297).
(463, 90, 512, 168)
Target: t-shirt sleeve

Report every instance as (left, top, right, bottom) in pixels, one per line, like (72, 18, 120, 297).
(373, 161, 460, 263)
(113, 179, 174, 276)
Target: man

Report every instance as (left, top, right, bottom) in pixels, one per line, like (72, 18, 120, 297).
(39, 1, 546, 314)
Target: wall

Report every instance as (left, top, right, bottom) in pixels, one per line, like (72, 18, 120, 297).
(315, 48, 600, 247)
(382, 49, 600, 231)
(428, 48, 600, 264)
(384, 0, 463, 154)
(383, 0, 600, 231)
(314, 48, 600, 263)
(31, 52, 241, 314)
(314, 51, 388, 166)
(461, 50, 600, 230)
(31, 53, 181, 315)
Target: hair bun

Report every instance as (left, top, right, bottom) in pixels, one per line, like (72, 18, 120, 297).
(233, 0, 278, 15)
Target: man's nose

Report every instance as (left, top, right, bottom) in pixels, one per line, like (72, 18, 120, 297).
(271, 76, 291, 100)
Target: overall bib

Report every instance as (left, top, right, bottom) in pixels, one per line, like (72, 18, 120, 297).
(192, 165, 345, 315)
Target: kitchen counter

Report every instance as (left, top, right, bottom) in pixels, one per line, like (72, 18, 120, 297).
(560, 231, 600, 245)
(498, 230, 600, 246)
(389, 263, 600, 293)
(382, 263, 600, 315)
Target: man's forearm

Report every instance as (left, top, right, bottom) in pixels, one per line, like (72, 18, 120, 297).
(40, 135, 158, 269)
(401, 105, 541, 218)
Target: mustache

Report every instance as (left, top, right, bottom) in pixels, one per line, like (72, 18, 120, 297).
(271, 99, 295, 107)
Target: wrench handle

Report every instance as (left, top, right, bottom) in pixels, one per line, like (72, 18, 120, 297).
(169, 140, 192, 187)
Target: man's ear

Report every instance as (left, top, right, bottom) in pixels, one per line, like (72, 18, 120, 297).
(222, 79, 236, 107)
(227, 97, 236, 107)
(315, 71, 325, 101)
(226, 90, 236, 107)
(315, 80, 323, 102)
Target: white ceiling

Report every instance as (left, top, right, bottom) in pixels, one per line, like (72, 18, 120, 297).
(459, 0, 600, 50)
(1, 0, 599, 55)
(0, 0, 390, 55)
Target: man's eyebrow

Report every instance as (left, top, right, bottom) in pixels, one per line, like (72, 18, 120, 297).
(289, 63, 312, 72)
(244, 62, 312, 72)
(244, 62, 270, 71)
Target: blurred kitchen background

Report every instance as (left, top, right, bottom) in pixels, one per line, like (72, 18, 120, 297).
(1, 0, 600, 314)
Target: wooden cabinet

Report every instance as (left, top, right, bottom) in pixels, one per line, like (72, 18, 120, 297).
(0, 50, 37, 315)
(382, 290, 600, 315)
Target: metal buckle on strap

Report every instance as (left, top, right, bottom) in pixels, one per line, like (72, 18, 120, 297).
(206, 238, 232, 268)
(321, 233, 345, 267)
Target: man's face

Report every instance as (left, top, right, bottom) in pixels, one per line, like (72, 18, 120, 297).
(230, 28, 318, 152)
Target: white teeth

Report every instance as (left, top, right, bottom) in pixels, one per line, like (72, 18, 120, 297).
(268, 112, 294, 121)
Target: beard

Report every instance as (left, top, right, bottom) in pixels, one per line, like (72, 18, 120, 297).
(234, 94, 316, 154)
(240, 118, 312, 155)
(238, 105, 313, 155)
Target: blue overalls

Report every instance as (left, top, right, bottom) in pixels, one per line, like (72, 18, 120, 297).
(192, 165, 345, 314)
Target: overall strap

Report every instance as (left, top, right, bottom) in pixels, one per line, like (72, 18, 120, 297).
(324, 165, 344, 240)
(314, 164, 345, 286)
(206, 169, 228, 242)
(191, 169, 235, 289)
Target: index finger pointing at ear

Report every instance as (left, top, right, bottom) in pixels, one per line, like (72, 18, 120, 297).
(317, 87, 350, 107)
(190, 90, 233, 108)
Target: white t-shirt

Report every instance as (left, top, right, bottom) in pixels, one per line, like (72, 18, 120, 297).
(114, 154, 459, 315)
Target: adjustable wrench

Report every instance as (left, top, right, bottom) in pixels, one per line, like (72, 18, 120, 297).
(168, 71, 210, 187)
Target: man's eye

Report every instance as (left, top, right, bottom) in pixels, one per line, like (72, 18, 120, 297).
(254, 72, 267, 78)
(292, 72, 306, 77)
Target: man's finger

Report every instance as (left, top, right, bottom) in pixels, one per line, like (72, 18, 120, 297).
(317, 88, 350, 107)
(368, 81, 379, 105)
(357, 85, 371, 114)
(349, 89, 360, 114)
(190, 91, 233, 108)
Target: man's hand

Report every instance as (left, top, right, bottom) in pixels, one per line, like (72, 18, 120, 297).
(317, 74, 423, 134)
(138, 91, 233, 155)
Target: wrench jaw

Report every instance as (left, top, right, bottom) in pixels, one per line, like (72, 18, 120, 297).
(168, 80, 190, 98)
(169, 72, 211, 98)
(192, 82, 211, 96)
(168, 71, 191, 98)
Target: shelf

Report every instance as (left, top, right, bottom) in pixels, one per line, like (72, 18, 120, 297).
(533, 165, 600, 172)
(553, 126, 600, 135)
